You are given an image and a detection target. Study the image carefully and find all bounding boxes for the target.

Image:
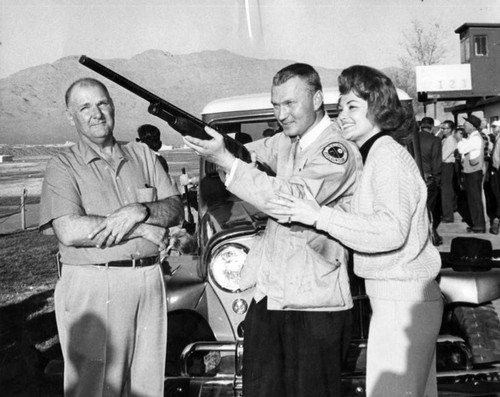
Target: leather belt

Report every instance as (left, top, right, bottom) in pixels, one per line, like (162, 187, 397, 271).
(94, 255, 159, 267)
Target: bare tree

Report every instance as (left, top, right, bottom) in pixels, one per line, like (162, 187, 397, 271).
(390, 19, 448, 107)
(401, 19, 447, 66)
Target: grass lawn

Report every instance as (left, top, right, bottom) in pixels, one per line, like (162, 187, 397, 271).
(0, 228, 62, 396)
(0, 229, 59, 304)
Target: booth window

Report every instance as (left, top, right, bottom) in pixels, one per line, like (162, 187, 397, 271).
(474, 35, 488, 56)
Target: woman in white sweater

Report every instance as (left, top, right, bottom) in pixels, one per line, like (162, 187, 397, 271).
(268, 65, 443, 397)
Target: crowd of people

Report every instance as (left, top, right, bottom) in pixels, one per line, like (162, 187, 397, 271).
(418, 113, 500, 240)
(39, 61, 500, 397)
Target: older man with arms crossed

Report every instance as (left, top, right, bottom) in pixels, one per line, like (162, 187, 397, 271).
(39, 78, 183, 396)
(184, 63, 362, 397)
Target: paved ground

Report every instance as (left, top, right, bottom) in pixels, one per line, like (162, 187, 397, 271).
(437, 212, 500, 252)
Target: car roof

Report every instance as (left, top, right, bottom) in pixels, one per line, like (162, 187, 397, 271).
(201, 87, 412, 116)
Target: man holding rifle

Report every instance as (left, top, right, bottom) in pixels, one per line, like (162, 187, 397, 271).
(39, 78, 183, 396)
(184, 63, 362, 397)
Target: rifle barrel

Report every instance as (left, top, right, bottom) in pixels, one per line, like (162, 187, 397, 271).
(78, 55, 276, 176)
(79, 55, 207, 129)
(79, 55, 162, 104)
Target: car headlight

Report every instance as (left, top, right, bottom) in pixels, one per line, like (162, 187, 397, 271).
(209, 243, 248, 292)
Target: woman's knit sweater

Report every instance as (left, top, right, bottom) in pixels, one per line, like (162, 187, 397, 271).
(316, 135, 441, 301)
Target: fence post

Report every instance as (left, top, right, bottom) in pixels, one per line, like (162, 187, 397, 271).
(21, 187, 27, 230)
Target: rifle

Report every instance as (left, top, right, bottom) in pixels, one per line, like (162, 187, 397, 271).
(78, 55, 275, 176)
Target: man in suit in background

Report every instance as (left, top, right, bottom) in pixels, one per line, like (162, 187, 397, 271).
(439, 120, 458, 223)
(420, 117, 443, 245)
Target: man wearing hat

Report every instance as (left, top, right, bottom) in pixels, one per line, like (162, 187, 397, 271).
(136, 124, 170, 173)
(488, 120, 500, 234)
(457, 114, 486, 233)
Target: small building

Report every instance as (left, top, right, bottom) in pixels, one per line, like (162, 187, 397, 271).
(417, 23, 500, 126)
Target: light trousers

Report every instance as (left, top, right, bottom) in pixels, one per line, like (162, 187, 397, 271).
(366, 296, 443, 397)
(54, 264, 167, 397)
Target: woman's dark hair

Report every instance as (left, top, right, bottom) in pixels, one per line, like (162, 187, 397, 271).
(338, 65, 409, 138)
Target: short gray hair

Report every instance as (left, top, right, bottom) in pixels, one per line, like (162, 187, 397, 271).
(65, 78, 111, 107)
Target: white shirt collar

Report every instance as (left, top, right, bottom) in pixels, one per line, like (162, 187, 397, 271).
(298, 113, 331, 151)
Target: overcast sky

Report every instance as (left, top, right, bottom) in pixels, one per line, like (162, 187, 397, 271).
(0, 0, 499, 79)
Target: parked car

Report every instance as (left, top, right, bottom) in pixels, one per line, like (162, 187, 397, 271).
(162, 87, 500, 397)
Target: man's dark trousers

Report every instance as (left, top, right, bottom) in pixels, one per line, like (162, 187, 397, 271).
(463, 170, 486, 230)
(242, 297, 352, 397)
(489, 169, 500, 220)
(441, 162, 456, 222)
(427, 181, 441, 231)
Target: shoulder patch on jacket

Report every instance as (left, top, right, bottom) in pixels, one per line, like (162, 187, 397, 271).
(323, 142, 348, 164)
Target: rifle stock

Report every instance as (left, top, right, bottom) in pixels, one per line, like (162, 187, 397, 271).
(78, 55, 274, 175)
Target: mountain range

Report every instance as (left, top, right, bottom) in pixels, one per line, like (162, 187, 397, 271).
(0, 49, 351, 145)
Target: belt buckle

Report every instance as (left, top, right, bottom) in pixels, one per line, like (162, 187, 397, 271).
(131, 258, 138, 268)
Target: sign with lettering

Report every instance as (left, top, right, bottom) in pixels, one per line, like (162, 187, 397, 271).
(416, 64, 472, 92)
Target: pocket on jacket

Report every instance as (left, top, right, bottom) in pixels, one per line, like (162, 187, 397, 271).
(282, 245, 345, 310)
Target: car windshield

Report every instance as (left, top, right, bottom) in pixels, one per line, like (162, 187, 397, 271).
(217, 120, 278, 143)
(198, 108, 342, 215)
(198, 119, 272, 210)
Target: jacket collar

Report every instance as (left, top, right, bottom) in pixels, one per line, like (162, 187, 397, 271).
(298, 113, 331, 151)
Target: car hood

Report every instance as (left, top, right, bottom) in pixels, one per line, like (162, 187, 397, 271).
(201, 198, 268, 234)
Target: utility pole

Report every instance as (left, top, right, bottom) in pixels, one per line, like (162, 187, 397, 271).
(21, 187, 27, 230)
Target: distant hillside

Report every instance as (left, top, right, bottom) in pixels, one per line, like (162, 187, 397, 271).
(0, 50, 346, 145)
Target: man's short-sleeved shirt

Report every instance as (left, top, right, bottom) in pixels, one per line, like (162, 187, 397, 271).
(39, 139, 180, 265)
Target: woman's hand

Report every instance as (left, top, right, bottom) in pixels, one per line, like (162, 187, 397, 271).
(267, 192, 321, 226)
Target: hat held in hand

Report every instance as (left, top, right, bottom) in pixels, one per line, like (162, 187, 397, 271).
(441, 237, 498, 271)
